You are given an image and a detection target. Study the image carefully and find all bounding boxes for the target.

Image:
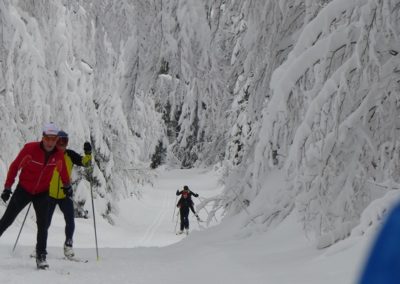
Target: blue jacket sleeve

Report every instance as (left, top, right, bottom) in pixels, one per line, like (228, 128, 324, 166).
(359, 202, 400, 284)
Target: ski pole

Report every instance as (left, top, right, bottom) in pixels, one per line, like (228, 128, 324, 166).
(172, 194, 178, 222)
(174, 211, 179, 233)
(194, 212, 205, 230)
(88, 167, 99, 261)
(12, 202, 31, 252)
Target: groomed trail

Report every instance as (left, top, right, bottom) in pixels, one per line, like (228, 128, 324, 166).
(0, 168, 367, 284)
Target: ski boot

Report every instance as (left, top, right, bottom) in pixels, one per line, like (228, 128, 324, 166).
(36, 253, 49, 270)
(64, 239, 75, 258)
(64, 244, 75, 258)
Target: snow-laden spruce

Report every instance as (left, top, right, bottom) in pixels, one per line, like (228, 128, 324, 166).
(225, 0, 400, 246)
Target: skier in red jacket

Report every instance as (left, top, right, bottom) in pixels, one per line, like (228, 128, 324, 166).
(176, 185, 200, 235)
(0, 122, 71, 269)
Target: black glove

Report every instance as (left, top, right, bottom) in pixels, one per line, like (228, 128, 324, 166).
(1, 188, 12, 202)
(62, 185, 73, 198)
(176, 190, 180, 196)
(84, 142, 92, 155)
(194, 193, 199, 198)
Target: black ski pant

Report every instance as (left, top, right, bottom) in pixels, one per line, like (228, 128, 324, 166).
(180, 207, 190, 230)
(48, 197, 75, 246)
(0, 185, 49, 256)
(179, 203, 197, 231)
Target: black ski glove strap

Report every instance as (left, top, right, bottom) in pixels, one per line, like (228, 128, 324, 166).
(62, 185, 73, 198)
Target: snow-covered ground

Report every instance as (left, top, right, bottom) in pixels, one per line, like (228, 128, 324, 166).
(0, 168, 374, 283)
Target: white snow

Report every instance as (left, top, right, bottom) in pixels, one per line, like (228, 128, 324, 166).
(0, 0, 398, 283)
(0, 168, 373, 283)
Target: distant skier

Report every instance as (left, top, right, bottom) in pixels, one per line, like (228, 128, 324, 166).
(358, 201, 400, 283)
(176, 185, 200, 235)
(0, 123, 71, 269)
(47, 130, 92, 259)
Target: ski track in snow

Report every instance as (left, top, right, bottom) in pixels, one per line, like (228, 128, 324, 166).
(138, 190, 171, 246)
(0, 168, 370, 284)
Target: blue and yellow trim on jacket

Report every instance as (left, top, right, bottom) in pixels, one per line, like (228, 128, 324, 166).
(49, 149, 91, 199)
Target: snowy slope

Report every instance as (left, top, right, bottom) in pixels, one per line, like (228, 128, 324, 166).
(0, 169, 373, 283)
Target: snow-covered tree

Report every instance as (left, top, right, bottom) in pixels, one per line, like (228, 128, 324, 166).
(1, 0, 400, 243)
(225, 0, 400, 246)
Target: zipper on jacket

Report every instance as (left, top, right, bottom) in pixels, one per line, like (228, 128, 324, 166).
(33, 168, 45, 194)
(33, 153, 56, 194)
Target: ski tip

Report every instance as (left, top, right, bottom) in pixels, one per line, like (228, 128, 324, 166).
(63, 256, 89, 263)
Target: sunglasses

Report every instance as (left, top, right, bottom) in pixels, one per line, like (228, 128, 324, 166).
(57, 137, 69, 146)
(43, 135, 58, 142)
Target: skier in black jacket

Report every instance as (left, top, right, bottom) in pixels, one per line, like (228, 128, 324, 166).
(176, 185, 200, 234)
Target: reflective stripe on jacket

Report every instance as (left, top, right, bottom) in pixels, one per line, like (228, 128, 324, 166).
(49, 149, 91, 199)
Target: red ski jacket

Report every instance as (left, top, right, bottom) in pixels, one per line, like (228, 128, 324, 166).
(4, 142, 70, 195)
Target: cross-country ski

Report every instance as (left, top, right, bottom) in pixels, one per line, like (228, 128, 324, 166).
(62, 256, 89, 263)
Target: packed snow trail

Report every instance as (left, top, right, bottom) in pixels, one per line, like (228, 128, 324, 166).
(137, 191, 173, 246)
(0, 169, 224, 280)
(0, 168, 372, 283)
